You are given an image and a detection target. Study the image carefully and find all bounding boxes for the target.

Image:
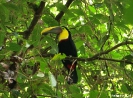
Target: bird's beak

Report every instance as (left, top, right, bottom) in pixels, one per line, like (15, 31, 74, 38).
(41, 26, 62, 35)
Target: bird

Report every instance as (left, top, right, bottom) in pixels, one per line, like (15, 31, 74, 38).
(41, 26, 78, 84)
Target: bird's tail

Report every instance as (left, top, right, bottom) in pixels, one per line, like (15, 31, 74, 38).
(67, 69, 78, 84)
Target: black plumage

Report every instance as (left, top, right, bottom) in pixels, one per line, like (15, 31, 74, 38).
(58, 27, 78, 84)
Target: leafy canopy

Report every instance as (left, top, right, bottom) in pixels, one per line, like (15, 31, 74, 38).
(0, 0, 133, 98)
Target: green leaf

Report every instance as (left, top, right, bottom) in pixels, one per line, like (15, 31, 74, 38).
(0, 32, 5, 46)
(69, 85, 80, 93)
(17, 73, 27, 83)
(121, 83, 129, 93)
(99, 91, 108, 98)
(79, 25, 92, 35)
(42, 15, 58, 26)
(57, 75, 64, 83)
(65, 9, 76, 18)
(89, 90, 99, 98)
(41, 83, 55, 95)
(55, 3, 67, 12)
(100, 34, 109, 45)
(7, 43, 21, 51)
(1, 91, 9, 98)
(72, 0, 81, 6)
(129, 71, 133, 80)
(43, 36, 58, 54)
(110, 91, 117, 98)
(75, 40, 84, 49)
(110, 51, 122, 59)
(77, 68, 81, 82)
(52, 53, 66, 61)
(3, 3, 19, 11)
(112, 33, 119, 43)
(124, 83, 133, 92)
(89, 17, 100, 24)
(71, 93, 83, 98)
(123, 0, 133, 24)
(79, 45, 85, 55)
(31, 26, 41, 46)
(115, 22, 130, 32)
(10, 90, 20, 98)
(94, 14, 108, 23)
(88, 6, 96, 14)
(39, 59, 48, 72)
(71, 9, 84, 16)
(0, 4, 9, 22)
(0, 50, 6, 60)
(120, 55, 133, 67)
(57, 91, 62, 98)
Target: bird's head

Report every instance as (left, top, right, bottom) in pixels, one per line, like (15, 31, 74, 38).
(41, 26, 69, 41)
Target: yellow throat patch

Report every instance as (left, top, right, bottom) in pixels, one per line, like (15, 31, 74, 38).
(58, 28, 69, 41)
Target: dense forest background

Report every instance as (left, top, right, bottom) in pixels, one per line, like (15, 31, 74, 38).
(0, 0, 133, 98)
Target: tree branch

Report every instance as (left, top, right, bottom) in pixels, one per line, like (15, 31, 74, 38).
(41, 41, 133, 64)
(41, 53, 133, 65)
(90, 41, 133, 59)
(55, 0, 74, 22)
(23, 1, 45, 39)
(98, 57, 133, 64)
(63, 57, 133, 64)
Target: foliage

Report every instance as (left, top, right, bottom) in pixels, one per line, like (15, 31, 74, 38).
(0, 0, 133, 98)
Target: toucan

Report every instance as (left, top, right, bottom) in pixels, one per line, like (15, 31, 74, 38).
(41, 26, 78, 84)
